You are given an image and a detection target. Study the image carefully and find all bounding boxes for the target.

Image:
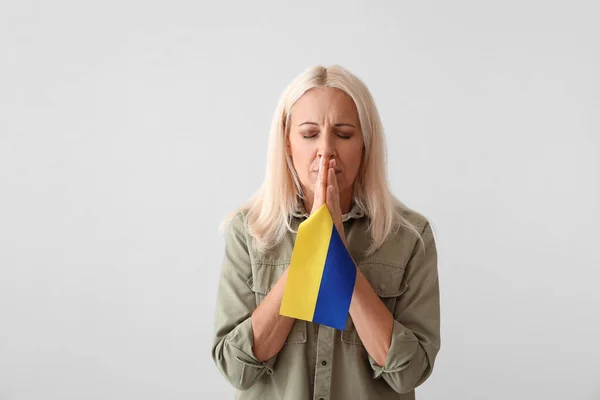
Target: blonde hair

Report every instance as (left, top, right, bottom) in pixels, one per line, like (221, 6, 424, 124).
(220, 65, 425, 256)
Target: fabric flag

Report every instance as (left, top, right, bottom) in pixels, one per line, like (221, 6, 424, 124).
(279, 203, 357, 330)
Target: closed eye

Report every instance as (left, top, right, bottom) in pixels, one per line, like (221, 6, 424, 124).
(301, 133, 352, 139)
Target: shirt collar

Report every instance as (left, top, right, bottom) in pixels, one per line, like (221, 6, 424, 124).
(291, 200, 365, 222)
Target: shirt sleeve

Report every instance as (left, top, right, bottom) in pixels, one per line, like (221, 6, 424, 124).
(367, 221, 441, 394)
(211, 212, 278, 391)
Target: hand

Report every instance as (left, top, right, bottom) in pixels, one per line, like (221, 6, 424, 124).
(326, 158, 346, 246)
(309, 155, 328, 215)
(310, 156, 347, 246)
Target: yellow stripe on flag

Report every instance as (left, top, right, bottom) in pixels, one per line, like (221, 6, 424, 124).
(280, 204, 333, 321)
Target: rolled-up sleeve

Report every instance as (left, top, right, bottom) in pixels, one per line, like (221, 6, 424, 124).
(368, 221, 441, 394)
(211, 212, 277, 391)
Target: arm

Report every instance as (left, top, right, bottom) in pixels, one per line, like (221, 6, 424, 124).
(211, 212, 294, 391)
(251, 268, 295, 361)
(349, 221, 441, 394)
(349, 269, 394, 365)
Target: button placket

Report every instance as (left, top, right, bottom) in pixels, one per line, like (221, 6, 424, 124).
(313, 325, 335, 400)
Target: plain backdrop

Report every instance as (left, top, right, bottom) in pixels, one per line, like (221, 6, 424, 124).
(1, 1, 599, 399)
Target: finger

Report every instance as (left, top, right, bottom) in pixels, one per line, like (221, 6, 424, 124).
(330, 159, 339, 193)
(326, 183, 338, 213)
(328, 165, 337, 201)
(329, 162, 341, 207)
(327, 184, 345, 239)
(327, 168, 341, 216)
(323, 155, 329, 184)
(313, 156, 328, 213)
(320, 157, 329, 196)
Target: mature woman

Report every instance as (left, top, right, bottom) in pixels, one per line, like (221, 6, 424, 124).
(211, 65, 440, 400)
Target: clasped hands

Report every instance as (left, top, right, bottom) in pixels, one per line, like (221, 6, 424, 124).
(309, 155, 347, 246)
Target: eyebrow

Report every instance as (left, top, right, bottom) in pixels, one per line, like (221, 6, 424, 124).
(298, 122, 356, 128)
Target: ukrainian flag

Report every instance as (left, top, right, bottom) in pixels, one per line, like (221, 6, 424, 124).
(280, 204, 357, 330)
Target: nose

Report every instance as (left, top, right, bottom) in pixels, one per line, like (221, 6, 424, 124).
(317, 133, 337, 161)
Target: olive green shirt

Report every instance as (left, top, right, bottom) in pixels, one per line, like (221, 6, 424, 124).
(211, 202, 441, 399)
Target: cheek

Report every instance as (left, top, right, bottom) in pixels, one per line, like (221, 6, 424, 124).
(289, 143, 315, 169)
(289, 151, 313, 182)
(343, 145, 363, 170)
(340, 152, 363, 186)
(291, 152, 309, 169)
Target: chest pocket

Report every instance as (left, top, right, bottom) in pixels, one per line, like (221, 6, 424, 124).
(341, 260, 408, 346)
(246, 262, 307, 345)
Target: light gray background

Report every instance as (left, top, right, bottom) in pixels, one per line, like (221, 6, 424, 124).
(1, 1, 598, 399)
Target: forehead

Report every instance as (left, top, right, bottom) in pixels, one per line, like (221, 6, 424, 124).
(290, 87, 359, 124)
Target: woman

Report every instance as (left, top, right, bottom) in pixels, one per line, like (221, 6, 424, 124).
(211, 65, 440, 400)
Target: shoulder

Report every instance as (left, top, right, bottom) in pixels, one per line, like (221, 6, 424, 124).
(394, 203, 430, 235)
(387, 203, 437, 260)
(221, 208, 252, 249)
(224, 207, 251, 233)
(392, 205, 438, 263)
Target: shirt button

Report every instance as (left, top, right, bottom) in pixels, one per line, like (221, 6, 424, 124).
(321, 360, 327, 366)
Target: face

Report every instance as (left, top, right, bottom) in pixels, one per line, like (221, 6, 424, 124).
(286, 87, 364, 204)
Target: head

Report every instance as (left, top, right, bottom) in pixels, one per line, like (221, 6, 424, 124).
(285, 86, 364, 212)
(266, 65, 387, 216)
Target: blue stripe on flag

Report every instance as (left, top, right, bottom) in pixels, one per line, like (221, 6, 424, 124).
(312, 225, 357, 330)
